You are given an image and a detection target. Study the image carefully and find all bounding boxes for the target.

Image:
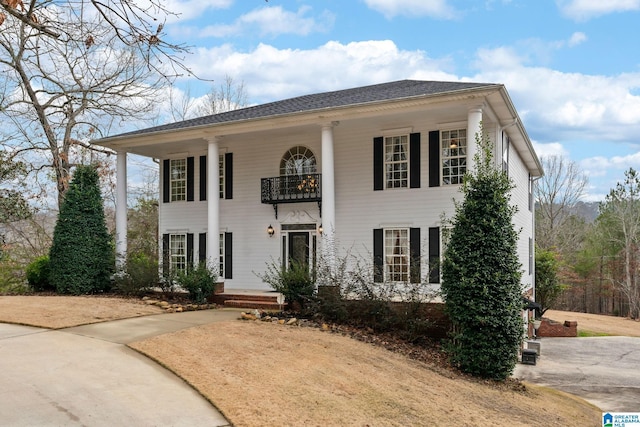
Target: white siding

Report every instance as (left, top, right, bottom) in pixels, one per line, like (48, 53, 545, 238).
(158, 111, 536, 291)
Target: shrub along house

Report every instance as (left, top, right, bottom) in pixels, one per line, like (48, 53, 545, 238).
(97, 80, 542, 300)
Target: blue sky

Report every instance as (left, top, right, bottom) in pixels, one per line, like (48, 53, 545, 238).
(153, 0, 640, 201)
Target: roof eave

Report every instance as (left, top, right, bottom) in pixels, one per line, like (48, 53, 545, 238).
(95, 84, 501, 149)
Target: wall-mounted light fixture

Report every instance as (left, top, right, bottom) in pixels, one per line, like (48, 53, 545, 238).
(267, 224, 275, 237)
(318, 224, 323, 235)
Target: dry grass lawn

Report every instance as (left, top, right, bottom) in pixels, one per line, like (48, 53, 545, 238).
(5, 296, 634, 426)
(131, 321, 601, 427)
(0, 295, 163, 328)
(546, 309, 640, 337)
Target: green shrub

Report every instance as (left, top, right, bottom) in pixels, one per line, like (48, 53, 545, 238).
(26, 256, 54, 292)
(49, 165, 114, 294)
(113, 253, 159, 296)
(441, 126, 524, 380)
(175, 262, 217, 303)
(0, 255, 29, 294)
(255, 259, 315, 309)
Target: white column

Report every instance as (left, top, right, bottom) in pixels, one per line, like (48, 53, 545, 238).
(467, 106, 483, 173)
(207, 138, 220, 269)
(115, 150, 128, 270)
(321, 122, 337, 272)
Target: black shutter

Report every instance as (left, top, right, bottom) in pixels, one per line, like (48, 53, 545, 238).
(199, 233, 207, 264)
(225, 153, 233, 199)
(373, 228, 383, 282)
(199, 156, 207, 201)
(162, 159, 170, 203)
(410, 227, 421, 283)
(428, 131, 440, 187)
(162, 234, 169, 274)
(409, 133, 421, 189)
(373, 137, 384, 191)
(187, 233, 194, 267)
(428, 227, 440, 283)
(187, 157, 194, 202)
(224, 232, 233, 279)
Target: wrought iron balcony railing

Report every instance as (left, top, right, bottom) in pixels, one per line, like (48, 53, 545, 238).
(261, 173, 322, 217)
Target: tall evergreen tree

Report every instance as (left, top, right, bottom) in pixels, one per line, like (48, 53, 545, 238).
(49, 165, 113, 294)
(441, 127, 524, 380)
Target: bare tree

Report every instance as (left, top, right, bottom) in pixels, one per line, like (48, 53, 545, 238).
(197, 75, 249, 116)
(0, 0, 190, 76)
(164, 75, 249, 122)
(536, 155, 588, 252)
(598, 168, 640, 319)
(0, 2, 183, 208)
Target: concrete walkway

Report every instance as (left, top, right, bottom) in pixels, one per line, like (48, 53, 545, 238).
(0, 309, 242, 426)
(514, 336, 640, 412)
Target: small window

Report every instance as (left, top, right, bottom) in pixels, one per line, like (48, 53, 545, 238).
(441, 129, 467, 185)
(529, 237, 533, 275)
(502, 135, 510, 174)
(385, 228, 409, 282)
(528, 173, 533, 212)
(169, 234, 187, 272)
(170, 159, 187, 201)
(385, 135, 408, 189)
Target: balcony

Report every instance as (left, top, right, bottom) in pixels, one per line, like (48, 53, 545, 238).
(261, 173, 321, 218)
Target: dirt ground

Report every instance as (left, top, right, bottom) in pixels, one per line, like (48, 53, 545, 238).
(0, 296, 618, 426)
(545, 309, 640, 337)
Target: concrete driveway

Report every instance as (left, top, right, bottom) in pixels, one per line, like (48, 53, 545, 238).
(514, 337, 640, 412)
(0, 310, 240, 426)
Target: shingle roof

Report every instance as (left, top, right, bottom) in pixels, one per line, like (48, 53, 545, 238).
(110, 80, 498, 138)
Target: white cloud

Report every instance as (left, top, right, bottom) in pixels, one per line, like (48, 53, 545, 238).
(532, 142, 569, 158)
(472, 46, 640, 143)
(557, 0, 640, 21)
(363, 0, 456, 19)
(157, 0, 234, 23)
(568, 31, 587, 46)
(183, 40, 455, 102)
(194, 5, 334, 38)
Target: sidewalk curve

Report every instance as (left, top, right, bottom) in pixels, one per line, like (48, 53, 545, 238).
(0, 309, 242, 426)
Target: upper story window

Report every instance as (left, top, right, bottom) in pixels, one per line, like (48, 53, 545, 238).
(441, 129, 467, 185)
(281, 146, 316, 176)
(170, 159, 187, 201)
(502, 135, 510, 174)
(385, 135, 409, 189)
(529, 173, 534, 211)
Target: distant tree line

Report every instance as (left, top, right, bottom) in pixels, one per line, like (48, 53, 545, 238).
(535, 155, 640, 319)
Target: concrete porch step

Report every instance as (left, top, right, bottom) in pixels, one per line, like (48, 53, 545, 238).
(214, 290, 286, 310)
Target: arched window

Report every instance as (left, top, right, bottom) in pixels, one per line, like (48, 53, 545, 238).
(280, 146, 316, 176)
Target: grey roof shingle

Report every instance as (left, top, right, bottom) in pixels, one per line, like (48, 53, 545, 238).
(111, 80, 497, 138)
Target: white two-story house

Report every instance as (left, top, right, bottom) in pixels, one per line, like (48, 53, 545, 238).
(97, 80, 542, 294)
